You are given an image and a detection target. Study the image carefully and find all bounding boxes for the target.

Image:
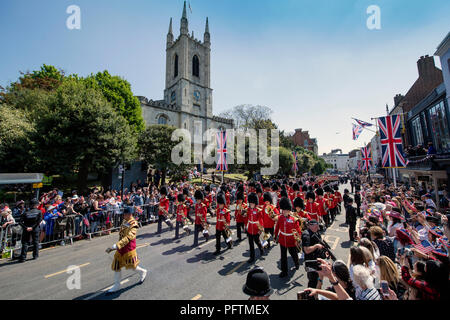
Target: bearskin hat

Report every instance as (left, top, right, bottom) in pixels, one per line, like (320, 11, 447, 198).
(263, 192, 272, 203)
(279, 197, 292, 211)
(302, 185, 308, 192)
(205, 185, 211, 192)
(324, 185, 332, 193)
(183, 188, 189, 196)
(255, 185, 263, 194)
(247, 192, 259, 205)
(306, 191, 316, 200)
(177, 193, 185, 202)
(217, 193, 226, 205)
(160, 186, 168, 195)
(333, 185, 339, 191)
(236, 191, 245, 201)
(237, 184, 244, 193)
(280, 190, 288, 198)
(194, 190, 204, 200)
(316, 188, 324, 196)
(293, 197, 304, 210)
(292, 183, 300, 191)
(271, 183, 279, 192)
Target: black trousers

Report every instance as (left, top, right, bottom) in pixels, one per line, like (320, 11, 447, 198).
(329, 208, 337, 221)
(264, 227, 274, 246)
(280, 245, 299, 274)
(175, 220, 188, 239)
(193, 223, 208, 246)
(349, 222, 356, 241)
(356, 204, 361, 217)
(215, 229, 232, 251)
(20, 229, 39, 260)
(157, 215, 173, 233)
(247, 232, 263, 260)
(236, 222, 245, 240)
(323, 213, 331, 227)
(307, 270, 319, 289)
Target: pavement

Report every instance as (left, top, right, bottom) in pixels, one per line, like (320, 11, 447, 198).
(0, 183, 356, 300)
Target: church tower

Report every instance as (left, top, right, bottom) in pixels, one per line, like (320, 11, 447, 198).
(164, 1, 212, 120)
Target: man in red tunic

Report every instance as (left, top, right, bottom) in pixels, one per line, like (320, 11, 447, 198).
(274, 197, 302, 278)
(214, 193, 233, 255)
(305, 191, 319, 221)
(193, 190, 209, 247)
(174, 193, 189, 239)
(235, 190, 248, 242)
(157, 186, 173, 234)
(261, 192, 279, 248)
(246, 193, 265, 263)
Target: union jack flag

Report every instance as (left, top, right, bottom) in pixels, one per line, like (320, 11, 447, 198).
(216, 130, 228, 171)
(352, 118, 373, 128)
(357, 160, 362, 171)
(361, 146, 372, 171)
(292, 151, 298, 172)
(378, 115, 407, 168)
(413, 240, 435, 254)
(352, 124, 363, 140)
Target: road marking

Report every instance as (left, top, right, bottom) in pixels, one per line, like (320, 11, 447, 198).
(186, 231, 236, 253)
(191, 294, 202, 300)
(136, 243, 150, 249)
(323, 235, 340, 250)
(226, 261, 246, 276)
(84, 279, 130, 300)
(44, 263, 90, 279)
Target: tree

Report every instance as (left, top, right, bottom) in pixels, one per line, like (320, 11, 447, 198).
(34, 79, 136, 192)
(0, 105, 36, 172)
(280, 130, 295, 149)
(218, 104, 273, 129)
(278, 147, 295, 176)
(84, 71, 145, 134)
(138, 125, 188, 185)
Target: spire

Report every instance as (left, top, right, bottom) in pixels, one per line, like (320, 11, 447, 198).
(167, 17, 174, 47)
(204, 17, 210, 45)
(168, 17, 173, 34)
(180, 1, 188, 35)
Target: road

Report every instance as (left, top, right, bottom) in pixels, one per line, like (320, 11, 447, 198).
(0, 183, 355, 300)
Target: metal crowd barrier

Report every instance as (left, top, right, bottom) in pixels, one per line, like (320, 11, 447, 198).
(0, 203, 162, 260)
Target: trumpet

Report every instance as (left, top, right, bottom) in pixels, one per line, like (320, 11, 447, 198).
(224, 221, 233, 243)
(199, 212, 210, 234)
(236, 203, 248, 218)
(158, 205, 171, 222)
(257, 222, 270, 248)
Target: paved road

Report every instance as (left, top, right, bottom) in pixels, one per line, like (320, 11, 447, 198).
(0, 183, 355, 300)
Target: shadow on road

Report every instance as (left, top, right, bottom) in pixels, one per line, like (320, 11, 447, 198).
(73, 277, 140, 300)
(186, 250, 216, 264)
(162, 243, 194, 255)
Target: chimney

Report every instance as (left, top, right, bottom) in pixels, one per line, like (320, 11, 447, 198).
(394, 94, 404, 107)
(417, 55, 435, 78)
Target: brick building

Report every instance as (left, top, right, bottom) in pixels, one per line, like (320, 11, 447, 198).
(291, 128, 318, 154)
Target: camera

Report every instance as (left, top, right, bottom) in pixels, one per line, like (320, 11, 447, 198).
(404, 248, 414, 257)
(305, 260, 321, 272)
(297, 291, 310, 300)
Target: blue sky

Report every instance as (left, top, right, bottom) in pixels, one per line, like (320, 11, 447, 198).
(1, 0, 449, 154)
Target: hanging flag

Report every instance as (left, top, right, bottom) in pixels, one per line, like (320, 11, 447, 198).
(378, 115, 407, 168)
(361, 146, 372, 171)
(292, 151, 298, 173)
(352, 124, 363, 140)
(357, 160, 362, 172)
(352, 118, 373, 128)
(216, 130, 228, 171)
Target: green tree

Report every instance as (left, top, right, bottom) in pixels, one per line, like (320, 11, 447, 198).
(138, 125, 189, 185)
(34, 79, 136, 191)
(0, 105, 36, 172)
(84, 71, 145, 134)
(278, 147, 295, 176)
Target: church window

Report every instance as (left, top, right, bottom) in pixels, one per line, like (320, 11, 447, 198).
(174, 54, 179, 78)
(192, 55, 200, 78)
(158, 115, 168, 125)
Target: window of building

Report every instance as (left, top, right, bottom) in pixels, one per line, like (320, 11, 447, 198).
(174, 54, 179, 78)
(158, 115, 168, 125)
(411, 116, 423, 146)
(192, 55, 200, 78)
(428, 100, 450, 153)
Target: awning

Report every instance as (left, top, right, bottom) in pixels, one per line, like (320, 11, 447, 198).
(0, 173, 44, 185)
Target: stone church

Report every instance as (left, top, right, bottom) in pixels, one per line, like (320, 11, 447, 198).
(137, 2, 234, 142)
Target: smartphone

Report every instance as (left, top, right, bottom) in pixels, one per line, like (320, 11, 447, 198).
(305, 260, 321, 271)
(297, 291, 310, 300)
(380, 280, 389, 296)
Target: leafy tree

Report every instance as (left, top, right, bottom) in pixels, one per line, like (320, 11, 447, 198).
(0, 105, 36, 172)
(278, 147, 295, 175)
(84, 71, 145, 134)
(138, 125, 189, 185)
(34, 79, 136, 191)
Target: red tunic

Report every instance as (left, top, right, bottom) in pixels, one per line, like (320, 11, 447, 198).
(305, 202, 319, 221)
(235, 201, 248, 224)
(194, 202, 207, 225)
(159, 197, 170, 216)
(225, 192, 231, 207)
(262, 203, 279, 229)
(275, 214, 302, 248)
(216, 207, 231, 231)
(316, 197, 327, 217)
(246, 207, 263, 235)
(175, 203, 187, 222)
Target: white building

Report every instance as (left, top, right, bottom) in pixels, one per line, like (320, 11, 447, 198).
(435, 32, 450, 107)
(320, 150, 350, 172)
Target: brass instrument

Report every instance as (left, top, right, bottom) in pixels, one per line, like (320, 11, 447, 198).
(198, 211, 210, 235)
(266, 205, 279, 222)
(292, 229, 302, 252)
(257, 222, 270, 248)
(158, 203, 171, 222)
